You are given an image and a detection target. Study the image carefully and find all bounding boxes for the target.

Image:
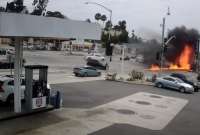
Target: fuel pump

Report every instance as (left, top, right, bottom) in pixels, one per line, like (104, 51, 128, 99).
(24, 65, 50, 111)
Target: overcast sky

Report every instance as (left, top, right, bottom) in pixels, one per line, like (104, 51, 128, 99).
(1, 0, 199, 40)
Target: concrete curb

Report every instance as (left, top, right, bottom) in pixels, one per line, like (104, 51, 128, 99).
(107, 80, 154, 86)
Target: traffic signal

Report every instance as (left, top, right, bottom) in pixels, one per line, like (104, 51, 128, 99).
(105, 41, 113, 56)
(156, 52, 160, 60)
(163, 45, 168, 53)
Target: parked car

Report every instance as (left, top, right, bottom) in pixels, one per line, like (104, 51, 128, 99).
(0, 48, 14, 55)
(170, 73, 199, 92)
(120, 56, 130, 61)
(85, 53, 105, 61)
(136, 55, 144, 63)
(155, 76, 194, 93)
(171, 73, 200, 92)
(0, 61, 14, 69)
(7, 49, 15, 54)
(73, 66, 101, 77)
(87, 58, 108, 70)
(0, 75, 51, 104)
(0, 48, 7, 55)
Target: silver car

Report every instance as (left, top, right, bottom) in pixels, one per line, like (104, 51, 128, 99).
(155, 76, 194, 93)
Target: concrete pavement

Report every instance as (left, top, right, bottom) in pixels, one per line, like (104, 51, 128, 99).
(0, 81, 199, 135)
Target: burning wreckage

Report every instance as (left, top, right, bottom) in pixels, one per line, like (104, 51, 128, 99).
(149, 26, 200, 72)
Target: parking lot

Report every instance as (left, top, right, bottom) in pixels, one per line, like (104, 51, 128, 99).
(0, 80, 199, 135)
(0, 50, 146, 84)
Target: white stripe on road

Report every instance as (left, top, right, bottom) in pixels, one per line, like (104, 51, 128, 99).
(24, 92, 188, 135)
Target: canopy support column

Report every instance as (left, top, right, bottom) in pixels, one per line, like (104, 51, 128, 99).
(14, 38, 23, 113)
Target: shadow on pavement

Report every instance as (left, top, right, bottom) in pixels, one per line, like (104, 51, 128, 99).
(0, 111, 68, 135)
(89, 124, 159, 135)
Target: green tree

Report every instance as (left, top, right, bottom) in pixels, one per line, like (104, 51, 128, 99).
(129, 29, 143, 43)
(31, 0, 49, 16)
(112, 20, 129, 43)
(101, 14, 107, 26)
(104, 20, 112, 31)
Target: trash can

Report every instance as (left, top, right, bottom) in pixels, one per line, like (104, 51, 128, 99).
(50, 91, 62, 109)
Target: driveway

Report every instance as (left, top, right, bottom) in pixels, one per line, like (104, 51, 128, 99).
(0, 80, 199, 135)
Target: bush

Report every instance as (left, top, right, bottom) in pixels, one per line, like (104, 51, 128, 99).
(118, 77, 124, 81)
(106, 73, 117, 81)
(128, 70, 144, 81)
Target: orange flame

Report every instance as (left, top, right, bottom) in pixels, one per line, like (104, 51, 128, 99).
(150, 64, 160, 71)
(149, 44, 194, 71)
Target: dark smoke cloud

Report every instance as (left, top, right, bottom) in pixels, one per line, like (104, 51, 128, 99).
(165, 26, 200, 64)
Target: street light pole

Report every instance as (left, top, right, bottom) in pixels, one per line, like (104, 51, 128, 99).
(160, 7, 171, 73)
(85, 2, 113, 61)
(160, 17, 166, 72)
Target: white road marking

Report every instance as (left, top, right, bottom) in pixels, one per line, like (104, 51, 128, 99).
(22, 92, 188, 135)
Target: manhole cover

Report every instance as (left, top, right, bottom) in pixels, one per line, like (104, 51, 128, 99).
(136, 101, 151, 105)
(140, 115, 155, 119)
(150, 95, 162, 99)
(116, 109, 136, 115)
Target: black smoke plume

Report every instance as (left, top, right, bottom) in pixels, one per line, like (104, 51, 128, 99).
(165, 26, 199, 65)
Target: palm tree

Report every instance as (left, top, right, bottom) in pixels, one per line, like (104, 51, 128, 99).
(95, 13, 101, 22)
(0, 7, 5, 12)
(101, 14, 107, 26)
(105, 20, 112, 31)
(121, 20, 126, 30)
(118, 20, 126, 30)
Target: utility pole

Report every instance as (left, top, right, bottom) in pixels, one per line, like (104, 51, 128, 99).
(160, 7, 171, 73)
(160, 17, 166, 72)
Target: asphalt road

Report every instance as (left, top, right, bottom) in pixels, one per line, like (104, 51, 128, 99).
(51, 80, 200, 135)
(0, 80, 199, 135)
(23, 50, 145, 75)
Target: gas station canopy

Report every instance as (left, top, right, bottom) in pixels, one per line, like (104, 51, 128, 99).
(0, 12, 101, 40)
(0, 12, 102, 114)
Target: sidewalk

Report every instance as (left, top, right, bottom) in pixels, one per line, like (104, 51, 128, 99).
(108, 73, 154, 86)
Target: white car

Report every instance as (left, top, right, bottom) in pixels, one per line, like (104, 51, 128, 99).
(136, 55, 144, 63)
(0, 75, 51, 104)
(85, 53, 105, 61)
